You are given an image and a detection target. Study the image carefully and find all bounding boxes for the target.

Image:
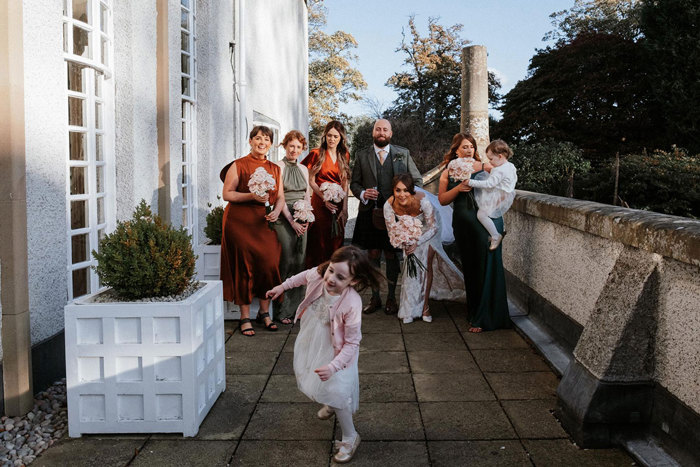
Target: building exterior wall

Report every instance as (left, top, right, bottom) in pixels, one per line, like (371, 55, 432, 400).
(7, 0, 309, 371)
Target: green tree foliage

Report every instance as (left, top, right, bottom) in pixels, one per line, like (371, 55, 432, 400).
(494, 32, 661, 160)
(384, 16, 501, 173)
(511, 140, 591, 197)
(544, 0, 642, 43)
(308, 0, 366, 144)
(640, 0, 700, 152)
(92, 200, 196, 299)
(204, 202, 224, 245)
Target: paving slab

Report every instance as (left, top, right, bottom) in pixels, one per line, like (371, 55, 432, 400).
(502, 399, 569, 439)
(421, 401, 517, 440)
(341, 441, 430, 466)
(359, 351, 410, 374)
(407, 350, 480, 374)
(462, 329, 531, 349)
(403, 332, 467, 351)
(336, 402, 424, 441)
(413, 373, 495, 402)
(282, 333, 297, 352)
(359, 333, 405, 352)
(244, 403, 334, 440)
(485, 372, 560, 400)
(272, 351, 294, 374)
(260, 375, 307, 402)
(361, 315, 402, 334)
(523, 439, 635, 467)
(400, 316, 459, 333)
(429, 440, 531, 467)
(33, 437, 146, 467)
(226, 332, 288, 353)
(360, 374, 416, 402)
(232, 440, 330, 466)
(131, 440, 235, 466)
(226, 351, 279, 375)
(472, 348, 551, 373)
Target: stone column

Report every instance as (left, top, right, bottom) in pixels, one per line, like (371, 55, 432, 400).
(461, 45, 489, 155)
(0, 0, 34, 415)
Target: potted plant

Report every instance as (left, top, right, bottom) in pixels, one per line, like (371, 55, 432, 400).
(195, 199, 224, 282)
(64, 200, 225, 437)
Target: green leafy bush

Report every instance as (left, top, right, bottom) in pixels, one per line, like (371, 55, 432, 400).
(204, 201, 224, 245)
(511, 140, 591, 197)
(92, 200, 196, 299)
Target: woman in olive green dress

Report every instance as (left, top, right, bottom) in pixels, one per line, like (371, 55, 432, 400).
(438, 133, 510, 332)
(273, 130, 312, 324)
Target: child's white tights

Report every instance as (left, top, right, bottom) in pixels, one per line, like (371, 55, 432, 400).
(333, 406, 357, 442)
(477, 209, 501, 240)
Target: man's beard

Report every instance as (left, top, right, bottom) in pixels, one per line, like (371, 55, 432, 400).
(373, 136, 391, 148)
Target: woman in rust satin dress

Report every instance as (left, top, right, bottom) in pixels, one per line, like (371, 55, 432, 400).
(302, 120, 351, 268)
(221, 125, 285, 336)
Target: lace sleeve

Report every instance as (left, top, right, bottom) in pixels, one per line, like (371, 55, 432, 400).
(383, 200, 398, 231)
(418, 197, 438, 245)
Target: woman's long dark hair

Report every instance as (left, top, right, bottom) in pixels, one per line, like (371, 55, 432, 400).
(312, 120, 350, 186)
(317, 245, 384, 292)
(442, 133, 480, 166)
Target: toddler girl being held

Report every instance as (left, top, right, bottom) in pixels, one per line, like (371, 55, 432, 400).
(468, 139, 518, 250)
(266, 245, 383, 463)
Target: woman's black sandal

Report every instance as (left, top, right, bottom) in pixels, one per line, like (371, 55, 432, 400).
(239, 318, 255, 337)
(256, 312, 278, 331)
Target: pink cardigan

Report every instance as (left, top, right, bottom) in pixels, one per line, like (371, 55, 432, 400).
(282, 268, 363, 374)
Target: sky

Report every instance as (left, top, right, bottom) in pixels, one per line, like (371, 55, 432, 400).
(321, 0, 575, 118)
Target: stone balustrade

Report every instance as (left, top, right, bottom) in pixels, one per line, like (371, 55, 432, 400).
(503, 190, 700, 464)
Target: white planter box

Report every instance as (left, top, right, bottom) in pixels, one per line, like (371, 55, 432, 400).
(195, 244, 272, 321)
(64, 281, 226, 437)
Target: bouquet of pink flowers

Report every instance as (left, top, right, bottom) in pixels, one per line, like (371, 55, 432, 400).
(292, 199, 315, 224)
(248, 166, 276, 228)
(388, 214, 426, 278)
(320, 182, 345, 237)
(447, 157, 475, 182)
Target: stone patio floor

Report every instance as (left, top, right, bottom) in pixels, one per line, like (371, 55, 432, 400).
(35, 290, 635, 466)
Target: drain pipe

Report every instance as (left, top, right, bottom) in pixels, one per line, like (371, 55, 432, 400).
(233, 0, 248, 157)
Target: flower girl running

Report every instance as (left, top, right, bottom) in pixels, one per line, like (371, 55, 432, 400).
(468, 140, 518, 250)
(266, 245, 383, 463)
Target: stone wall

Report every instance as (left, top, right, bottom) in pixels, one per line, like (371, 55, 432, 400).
(503, 190, 700, 455)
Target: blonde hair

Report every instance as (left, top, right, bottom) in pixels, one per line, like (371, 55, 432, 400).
(485, 139, 513, 159)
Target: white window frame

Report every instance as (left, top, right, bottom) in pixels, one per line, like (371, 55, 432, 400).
(180, 0, 198, 241)
(63, 0, 116, 301)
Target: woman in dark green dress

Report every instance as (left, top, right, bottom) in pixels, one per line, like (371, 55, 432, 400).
(438, 133, 510, 332)
(273, 130, 311, 324)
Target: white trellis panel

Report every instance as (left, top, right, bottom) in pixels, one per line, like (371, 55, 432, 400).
(64, 281, 225, 437)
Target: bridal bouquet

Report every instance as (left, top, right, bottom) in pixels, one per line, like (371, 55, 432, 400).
(292, 199, 315, 223)
(320, 182, 345, 238)
(388, 215, 426, 278)
(447, 157, 475, 182)
(248, 166, 276, 228)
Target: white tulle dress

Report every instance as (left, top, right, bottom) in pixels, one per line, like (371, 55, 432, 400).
(384, 194, 466, 322)
(471, 161, 518, 218)
(293, 287, 360, 412)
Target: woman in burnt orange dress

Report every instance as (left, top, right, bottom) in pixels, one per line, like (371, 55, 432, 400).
(221, 125, 285, 336)
(302, 120, 351, 268)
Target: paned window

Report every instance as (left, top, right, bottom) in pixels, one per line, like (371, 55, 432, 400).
(63, 0, 114, 299)
(181, 0, 197, 238)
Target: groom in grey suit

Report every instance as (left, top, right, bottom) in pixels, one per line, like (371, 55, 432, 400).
(350, 119, 423, 314)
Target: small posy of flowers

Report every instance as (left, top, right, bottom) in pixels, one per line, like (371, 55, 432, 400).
(447, 157, 475, 182)
(388, 215, 426, 278)
(320, 182, 345, 238)
(319, 182, 345, 203)
(248, 166, 276, 228)
(292, 199, 315, 223)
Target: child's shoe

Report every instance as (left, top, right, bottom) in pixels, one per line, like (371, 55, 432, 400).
(334, 433, 361, 463)
(489, 234, 502, 251)
(317, 405, 334, 420)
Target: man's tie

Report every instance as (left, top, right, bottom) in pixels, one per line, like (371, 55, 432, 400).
(378, 149, 386, 165)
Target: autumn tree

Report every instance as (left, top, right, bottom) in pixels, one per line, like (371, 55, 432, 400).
(384, 16, 501, 172)
(308, 0, 366, 144)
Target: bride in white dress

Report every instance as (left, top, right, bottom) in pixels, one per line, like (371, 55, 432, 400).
(383, 174, 466, 323)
